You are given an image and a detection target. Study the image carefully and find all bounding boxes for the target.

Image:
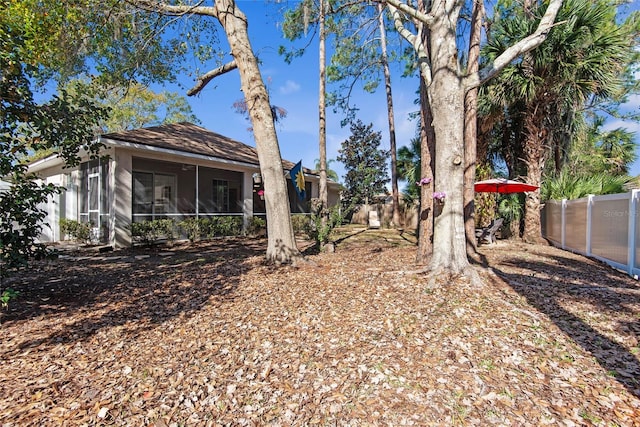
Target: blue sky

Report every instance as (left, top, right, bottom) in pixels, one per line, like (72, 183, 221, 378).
(166, 1, 640, 184)
(166, 1, 420, 184)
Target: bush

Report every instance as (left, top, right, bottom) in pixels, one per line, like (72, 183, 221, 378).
(156, 219, 177, 243)
(59, 219, 92, 243)
(129, 219, 177, 246)
(246, 216, 266, 236)
(305, 201, 344, 248)
(542, 171, 632, 201)
(178, 216, 244, 242)
(212, 216, 242, 237)
(1, 287, 19, 309)
(179, 217, 201, 242)
(129, 221, 157, 246)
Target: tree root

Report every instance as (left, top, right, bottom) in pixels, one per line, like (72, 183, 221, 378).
(403, 266, 433, 275)
(411, 264, 486, 289)
(292, 256, 318, 268)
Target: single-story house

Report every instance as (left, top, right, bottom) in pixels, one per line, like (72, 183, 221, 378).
(28, 122, 341, 248)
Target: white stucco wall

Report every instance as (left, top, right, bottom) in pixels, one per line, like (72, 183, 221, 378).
(114, 148, 133, 248)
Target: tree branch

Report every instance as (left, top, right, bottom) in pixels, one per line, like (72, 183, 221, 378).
(467, 0, 565, 89)
(384, 0, 434, 26)
(187, 60, 238, 96)
(128, 0, 217, 18)
(387, 3, 432, 86)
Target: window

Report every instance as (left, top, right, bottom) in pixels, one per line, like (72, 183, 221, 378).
(154, 173, 176, 214)
(132, 172, 176, 221)
(212, 179, 229, 212)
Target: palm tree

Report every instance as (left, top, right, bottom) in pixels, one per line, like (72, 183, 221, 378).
(569, 117, 637, 176)
(396, 136, 421, 204)
(314, 158, 340, 182)
(482, 0, 638, 242)
(498, 194, 523, 239)
(542, 171, 631, 201)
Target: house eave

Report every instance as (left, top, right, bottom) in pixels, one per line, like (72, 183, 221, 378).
(27, 154, 65, 174)
(101, 136, 261, 170)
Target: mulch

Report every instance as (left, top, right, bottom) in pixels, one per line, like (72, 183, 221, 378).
(0, 230, 639, 426)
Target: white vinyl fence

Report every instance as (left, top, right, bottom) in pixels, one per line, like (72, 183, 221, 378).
(541, 190, 640, 278)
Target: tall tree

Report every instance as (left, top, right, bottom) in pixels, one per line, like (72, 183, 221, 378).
(386, 0, 562, 277)
(378, 4, 402, 227)
(0, 22, 107, 275)
(482, 0, 639, 242)
(134, 0, 302, 263)
(96, 83, 200, 132)
(413, 0, 436, 265)
(1, 0, 220, 263)
(282, 2, 406, 226)
(325, 4, 405, 228)
(279, 0, 331, 220)
(463, 0, 485, 254)
(337, 120, 390, 210)
(318, 0, 329, 221)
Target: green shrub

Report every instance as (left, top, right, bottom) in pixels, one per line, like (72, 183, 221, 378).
(156, 219, 177, 243)
(59, 219, 92, 243)
(1, 288, 19, 310)
(211, 216, 242, 236)
(129, 221, 156, 246)
(247, 216, 266, 236)
(179, 216, 244, 242)
(129, 219, 177, 246)
(179, 217, 201, 242)
(542, 171, 632, 201)
(305, 201, 344, 248)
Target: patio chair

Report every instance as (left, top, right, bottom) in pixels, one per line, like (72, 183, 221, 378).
(476, 218, 504, 244)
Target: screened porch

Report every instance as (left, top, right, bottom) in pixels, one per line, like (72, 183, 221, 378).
(130, 157, 254, 223)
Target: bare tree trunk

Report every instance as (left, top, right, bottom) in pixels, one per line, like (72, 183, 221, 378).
(522, 107, 547, 244)
(520, 0, 543, 244)
(217, 0, 300, 263)
(384, 0, 561, 277)
(318, 0, 328, 215)
(415, 5, 434, 265)
(463, 0, 484, 256)
(416, 76, 435, 264)
(427, 0, 470, 275)
(378, 3, 401, 228)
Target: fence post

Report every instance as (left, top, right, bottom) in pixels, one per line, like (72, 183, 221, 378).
(586, 195, 593, 257)
(561, 199, 567, 250)
(627, 190, 638, 277)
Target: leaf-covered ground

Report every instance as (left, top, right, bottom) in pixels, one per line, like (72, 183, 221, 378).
(1, 228, 639, 426)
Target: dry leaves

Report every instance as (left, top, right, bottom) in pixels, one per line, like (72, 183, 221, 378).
(1, 231, 639, 426)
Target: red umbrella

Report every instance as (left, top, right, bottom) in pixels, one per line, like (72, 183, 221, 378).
(474, 178, 539, 194)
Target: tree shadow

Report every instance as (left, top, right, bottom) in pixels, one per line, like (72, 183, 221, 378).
(1, 237, 265, 355)
(488, 247, 640, 398)
(332, 227, 368, 247)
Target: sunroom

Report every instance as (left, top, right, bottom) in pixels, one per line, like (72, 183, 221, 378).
(29, 123, 338, 248)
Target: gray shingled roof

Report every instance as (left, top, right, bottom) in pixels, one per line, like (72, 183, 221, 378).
(101, 122, 306, 172)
